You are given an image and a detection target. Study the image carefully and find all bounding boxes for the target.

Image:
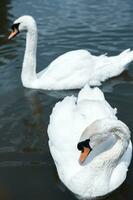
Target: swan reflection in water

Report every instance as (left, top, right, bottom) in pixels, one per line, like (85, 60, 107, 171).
(22, 89, 48, 152)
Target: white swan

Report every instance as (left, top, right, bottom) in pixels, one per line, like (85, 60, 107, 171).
(8, 15, 133, 90)
(48, 85, 132, 199)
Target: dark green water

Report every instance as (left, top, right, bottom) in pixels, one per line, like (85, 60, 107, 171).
(0, 0, 133, 199)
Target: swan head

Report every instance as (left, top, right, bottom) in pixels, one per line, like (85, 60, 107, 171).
(77, 138, 92, 164)
(77, 128, 106, 164)
(8, 15, 36, 40)
(77, 118, 130, 164)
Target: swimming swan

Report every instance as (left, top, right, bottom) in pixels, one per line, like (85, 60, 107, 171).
(48, 85, 132, 198)
(9, 15, 133, 90)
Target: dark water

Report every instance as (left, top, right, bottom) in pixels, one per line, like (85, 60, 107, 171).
(0, 0, 133, 199)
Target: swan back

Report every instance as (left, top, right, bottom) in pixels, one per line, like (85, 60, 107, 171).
(48, 86, 115, 185)
(48, 85, 117, 150)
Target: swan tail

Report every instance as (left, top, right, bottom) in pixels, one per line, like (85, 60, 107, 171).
(119, 48, 133, 67)
(94, 49, 133, 84)
(77, 84, 105, 103)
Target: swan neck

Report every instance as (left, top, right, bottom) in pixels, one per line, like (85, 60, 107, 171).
(21, 25, 37, 88)
(100, 138, 128, 167)
(93, 123, 130, 171)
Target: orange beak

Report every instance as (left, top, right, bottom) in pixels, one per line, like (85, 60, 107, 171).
(8, 28, 18, 40)
(79, 147, 91, 164)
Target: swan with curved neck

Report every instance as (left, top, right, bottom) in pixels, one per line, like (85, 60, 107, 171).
(8, 15, 133, 90)
(74, 119, 130, 197)
(48, 85, 132, 198)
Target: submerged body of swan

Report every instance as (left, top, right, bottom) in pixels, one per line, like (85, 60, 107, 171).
(48, 85, 132, 199)
(9, 15, 133, 90)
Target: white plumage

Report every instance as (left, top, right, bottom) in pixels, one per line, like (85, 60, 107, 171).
(9, 16, 133, 90)
(48, 85, 132, 199)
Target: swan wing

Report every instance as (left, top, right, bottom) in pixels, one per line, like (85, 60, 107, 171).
(48, 86, 117, 182)
(37, 49, 133, 89)
(110, 140, 132, 191)
(48, 85, 117, 148)
(37, 49, 94, 89)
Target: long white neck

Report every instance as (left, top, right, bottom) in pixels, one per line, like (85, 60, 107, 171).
(21, 23, 37, 88)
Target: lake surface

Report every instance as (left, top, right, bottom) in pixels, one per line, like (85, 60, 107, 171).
(0, 0, 133, 199)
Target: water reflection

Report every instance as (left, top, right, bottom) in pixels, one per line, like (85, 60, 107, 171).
(0, 0, 10, 35)
(23, 89, 46, 152)
(0, 0, 12, 65)
(102, 70, 133, 93)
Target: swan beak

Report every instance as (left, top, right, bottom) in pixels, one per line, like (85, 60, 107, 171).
(8, 28, 18, 40)
(79, 147, 91, 164)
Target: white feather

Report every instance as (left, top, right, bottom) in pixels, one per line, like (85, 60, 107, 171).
(11, 16, 133, 90)
(48, 86, 132, 198)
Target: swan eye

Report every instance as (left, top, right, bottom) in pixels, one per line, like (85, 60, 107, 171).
(11, 23, 20, 32)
